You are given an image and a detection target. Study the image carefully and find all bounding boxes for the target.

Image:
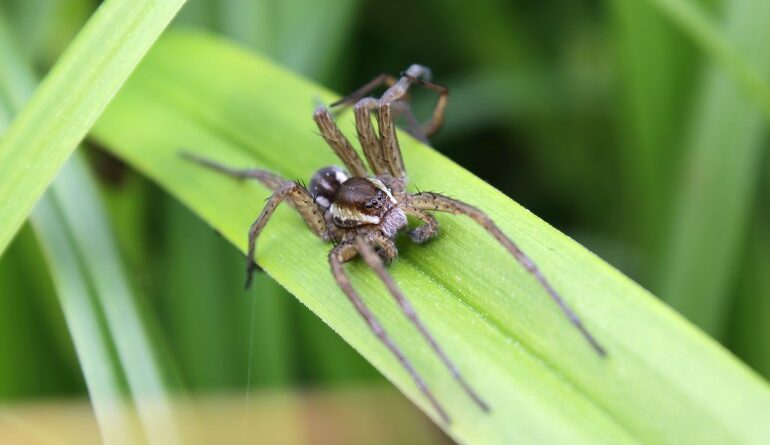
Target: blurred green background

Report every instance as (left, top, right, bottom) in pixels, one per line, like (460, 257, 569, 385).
(0, 0, 769, 441)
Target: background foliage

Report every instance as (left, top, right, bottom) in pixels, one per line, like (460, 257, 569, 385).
(0, 0, 769, 443)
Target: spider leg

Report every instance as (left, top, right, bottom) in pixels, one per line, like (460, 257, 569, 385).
(409, 192, 607, 357)
(355, 235, 490, 412)
(377, 102, 407, 180)
(181, 151, 284, 189)
(313, 106, 369, 177)
(353, 98, 389, 176)
(412, 78, 448, 138)
(329, 241, 451, 424)
(351, 99, 407, 197)
(330, 73, 397, 108)
(401, 206, 440, 244)
(380, 64, 450, 138)
(391, 100, 431, 145)
(245, 181, 326, 288)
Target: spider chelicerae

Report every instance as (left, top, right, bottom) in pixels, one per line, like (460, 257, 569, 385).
(183, 64, 606, 423)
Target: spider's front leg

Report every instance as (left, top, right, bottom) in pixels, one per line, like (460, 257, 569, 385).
(244, 181, 326, 288)
(401, 205, 440, 244)
(408, 192, 607, 357)
(313, 107, 369, 178)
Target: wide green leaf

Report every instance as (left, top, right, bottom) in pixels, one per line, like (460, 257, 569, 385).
(92, 32, 770, 444)
(0, 0, 186, 257)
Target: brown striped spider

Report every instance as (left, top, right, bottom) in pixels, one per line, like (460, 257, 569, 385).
(183, 64, 605, 424)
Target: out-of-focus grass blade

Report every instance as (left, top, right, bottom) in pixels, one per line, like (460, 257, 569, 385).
(0, 12, 181, 445)
(92, 31, 770, 444)
(728, 220, 770, 379)
(609, 0, 698, 272)
(660, 0, 770, 337)
(32, 181, 144, 445)
(178, 0, 359, 80)
(0, 14, 138, 443)
(39, 156, 183, 445)
(0, 227, 78, 399)
(0, 0, 186, 257)
(639, 0, 770, 121)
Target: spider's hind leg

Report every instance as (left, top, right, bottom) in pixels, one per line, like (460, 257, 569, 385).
(328, 241, 452, 423)
(408, 192, 607, 357)
(354, 236, 490, 413)
(181, 151, 284, 189)
(330, 73, 397, 108)
(380, 64, 450, 138)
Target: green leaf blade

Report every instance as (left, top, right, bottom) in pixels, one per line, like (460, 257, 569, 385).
(0, 10, 183, 444)
(92, 31, 770, 444)
(0, 0, 186, 256)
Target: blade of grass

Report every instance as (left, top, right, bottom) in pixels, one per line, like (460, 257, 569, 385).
(0, 13, 139, 443)
(32, 185, 144, 445)
(727, 219, 770, 379)
(0, 12, 182, 445)
(609, 0, 698, 275)
(0, 0, 186, 257)
(637, 0, 770, 122)
(91, 31, 770, 444)
(0, 227, 78, 399)
(660, 0, 770, 337)
(39, 155, 183, 445)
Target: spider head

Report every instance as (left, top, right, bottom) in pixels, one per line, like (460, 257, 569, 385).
(329, 177, 396, 228)
(310, 166, 349, 210)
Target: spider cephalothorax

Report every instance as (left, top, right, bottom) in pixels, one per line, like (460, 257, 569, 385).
(184, 64, 605, 423)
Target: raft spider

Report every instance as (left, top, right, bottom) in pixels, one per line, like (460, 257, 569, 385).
(183, 64, 605, 423)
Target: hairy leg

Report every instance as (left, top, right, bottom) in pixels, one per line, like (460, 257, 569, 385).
(368, 232, 398, 265)
(353, 98, 388, 175)
(313, 107, 368, 177)
(351, 100, 408, 199)
(181, 151, 284, 189)
(413, 78, 448, 137)
(380, 64, 449, 137)
(245, 181, 326, 288)
(401, 206, 440, 244)
(354, 236, 490, 412)
(409, 192, 607, 356)
(377, 102, 407, 180)
(328, 242, 451, 423)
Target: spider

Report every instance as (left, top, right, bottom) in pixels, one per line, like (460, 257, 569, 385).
(182, 64, 606, 424)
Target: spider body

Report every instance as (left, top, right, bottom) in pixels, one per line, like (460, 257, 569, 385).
(326, 176, 406, 240)
(183, 64, 605, 424)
